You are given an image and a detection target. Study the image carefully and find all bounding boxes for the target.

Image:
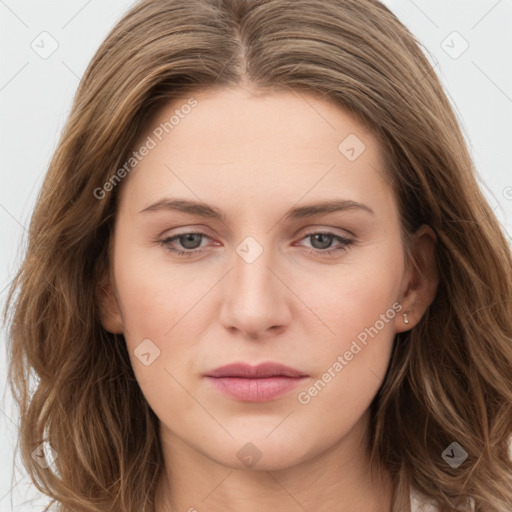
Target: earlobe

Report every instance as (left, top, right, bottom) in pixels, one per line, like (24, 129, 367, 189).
(96, 276, 125, 334)
(395, 225, 439, 333)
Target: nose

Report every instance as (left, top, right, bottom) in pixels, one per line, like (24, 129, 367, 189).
(219, 241, 292, 340)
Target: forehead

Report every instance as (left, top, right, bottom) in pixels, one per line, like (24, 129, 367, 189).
(119, 87, 394, 218)
(141, 87, 380, 159)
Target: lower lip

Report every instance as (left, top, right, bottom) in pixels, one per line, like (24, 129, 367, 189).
(205, 376, 308, 402)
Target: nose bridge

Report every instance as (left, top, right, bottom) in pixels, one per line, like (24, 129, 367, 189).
(219, 233, 290, 336)
(233, 234, 279, 306)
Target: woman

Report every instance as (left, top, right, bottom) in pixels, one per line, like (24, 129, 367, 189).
(5, 0, 512, 510)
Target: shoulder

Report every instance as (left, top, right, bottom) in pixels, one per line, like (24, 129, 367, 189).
(410, 486, 476, 512)
(410, 486, 439, 512)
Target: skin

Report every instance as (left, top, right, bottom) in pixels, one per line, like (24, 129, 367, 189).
(98, 87, 438, 512)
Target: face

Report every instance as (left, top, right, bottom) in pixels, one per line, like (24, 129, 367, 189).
(100, 87, 432, 472)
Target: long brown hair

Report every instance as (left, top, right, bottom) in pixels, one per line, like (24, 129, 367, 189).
(4, 0, 512, 510)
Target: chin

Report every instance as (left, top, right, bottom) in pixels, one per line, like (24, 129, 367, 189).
(206, 434, 313, 472)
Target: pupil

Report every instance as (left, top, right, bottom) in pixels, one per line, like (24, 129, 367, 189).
(181, 234, 201, 249)
(312, 234, 332, 250)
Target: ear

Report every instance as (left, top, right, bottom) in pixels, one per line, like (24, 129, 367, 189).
(96, 270, 125, 334)
(395, 224, 439, 333)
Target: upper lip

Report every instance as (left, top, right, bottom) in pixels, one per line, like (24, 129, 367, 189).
(205, 362, 309, 378)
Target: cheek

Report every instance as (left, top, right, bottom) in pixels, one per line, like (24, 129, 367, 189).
(112, 240, 208, 336)
(291, 240, 403, 410)
(294, 237, 404, 342)
(109, 237, 206, 390)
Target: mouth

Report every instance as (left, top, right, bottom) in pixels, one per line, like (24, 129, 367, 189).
(204, 362, 309, 402)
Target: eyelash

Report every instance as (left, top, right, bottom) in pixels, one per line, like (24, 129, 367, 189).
(159, 230, 353, 258)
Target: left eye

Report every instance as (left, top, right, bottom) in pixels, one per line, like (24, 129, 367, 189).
(160, 231, 353, 257)
(300, 231, 352, 253)
(160, 232, 209, 257)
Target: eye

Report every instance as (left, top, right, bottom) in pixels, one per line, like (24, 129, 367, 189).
(160, 231, 211, 257)
(298, 231, 353, 256)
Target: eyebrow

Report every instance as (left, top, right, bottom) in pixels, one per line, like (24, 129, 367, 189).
(138, 198, 374, 221)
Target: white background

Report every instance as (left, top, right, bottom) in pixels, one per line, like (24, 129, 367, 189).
(1, 0, 511, 509)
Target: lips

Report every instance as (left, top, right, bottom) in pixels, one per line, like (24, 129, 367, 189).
(205, 362, 309, 379)
(204, 362, 309, 402)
